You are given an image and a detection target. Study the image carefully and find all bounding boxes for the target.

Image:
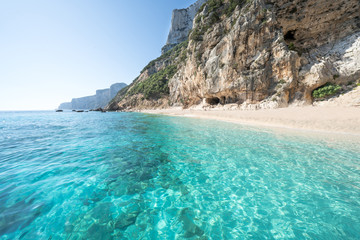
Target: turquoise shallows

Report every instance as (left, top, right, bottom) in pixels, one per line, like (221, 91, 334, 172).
(0, 111, 359, 240)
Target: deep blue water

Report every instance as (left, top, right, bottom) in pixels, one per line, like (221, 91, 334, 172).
(0, 111, 359, 240)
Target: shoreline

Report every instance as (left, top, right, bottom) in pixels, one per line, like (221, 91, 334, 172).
(141, 106, 360, 139)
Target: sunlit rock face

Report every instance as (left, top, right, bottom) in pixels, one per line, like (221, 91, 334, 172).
(162, 0, 207, 54)
(59, 83, 127, 109)
(58, 102, 72, 109)
(108, 0, 360, 111)
(169, 0, 360, 108)
(95, 83, 128, 108)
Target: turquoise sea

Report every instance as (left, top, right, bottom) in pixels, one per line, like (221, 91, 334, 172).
(0, 111, 359, 239)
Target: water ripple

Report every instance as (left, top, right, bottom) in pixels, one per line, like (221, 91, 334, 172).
(0, 111, 359, 239)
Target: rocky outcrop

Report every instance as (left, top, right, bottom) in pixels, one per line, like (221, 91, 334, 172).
(59, 83, 127, 110)
(162, 0, 207, 54)
(58, 102, 72, 109)
(95, 84, 124, 110)
(106, 42, 188, 111)
(109, 0, 360, 111)
(71, 95, 96, 110)
(170, 0, 360, 108)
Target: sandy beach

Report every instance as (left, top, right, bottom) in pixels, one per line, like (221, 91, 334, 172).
(142, 106, 360, 137)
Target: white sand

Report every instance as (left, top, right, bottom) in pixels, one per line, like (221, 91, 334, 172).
(141, 87, 360, 140)
(142, 106, 360, 137)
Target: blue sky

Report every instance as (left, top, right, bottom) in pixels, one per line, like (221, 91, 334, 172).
(0, 0, 197, 110)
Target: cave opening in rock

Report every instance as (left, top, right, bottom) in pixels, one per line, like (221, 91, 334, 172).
(284, 30, 296, 41)
(290, 7, 297, 14)
(220, 96, 226, 105)
(226, 96, 237, 104)
(206, 97, 220, 105)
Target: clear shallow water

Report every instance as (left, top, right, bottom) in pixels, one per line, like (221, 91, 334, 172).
(0, 111, 359, 240)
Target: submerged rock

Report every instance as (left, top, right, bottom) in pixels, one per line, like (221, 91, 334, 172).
(178, 208, 205, 238)
(114, 204, 141, 230)
(91, 107, 106, 112)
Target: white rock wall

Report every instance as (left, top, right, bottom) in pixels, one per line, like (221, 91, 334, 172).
(162, 0, 207, 54)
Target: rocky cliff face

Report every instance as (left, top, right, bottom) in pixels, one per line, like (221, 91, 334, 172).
(95, 83, 127, 109)
(59, 83, 127, 110)
(58, 102, 72, 109)
(108, 0, 360, 111)
(162, 0, 207, 54)
(170, 0, 360, 109)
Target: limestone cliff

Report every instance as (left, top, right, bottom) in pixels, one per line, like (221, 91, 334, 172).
(162, 0, 208, 54)
(106, 42, 187, 111)
(108, 0, 360, 111)
(59, 83, 127, 110)
(58, 102, 72, 109)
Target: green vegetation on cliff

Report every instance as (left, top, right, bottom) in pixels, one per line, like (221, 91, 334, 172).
(141, 40, 188, 74)
(312, 83, 341, 99)
(132, 40, 188, 100)
(127, 65, 177, 99)
(191, 0, 250, 41)
(108, 40, 188, 108)
(108, 0, 254, 109)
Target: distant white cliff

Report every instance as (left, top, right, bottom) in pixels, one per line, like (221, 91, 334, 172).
(161, 0, 207, 54)
(59, 83, 127, 110)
